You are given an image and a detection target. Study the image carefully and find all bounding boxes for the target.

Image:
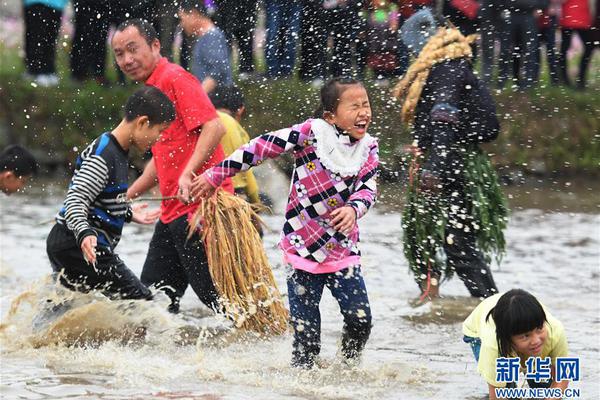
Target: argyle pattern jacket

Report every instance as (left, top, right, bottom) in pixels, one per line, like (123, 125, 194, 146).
(204, 119, 379, 263)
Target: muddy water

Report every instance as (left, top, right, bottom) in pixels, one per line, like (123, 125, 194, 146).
(1, 181, 598, 399)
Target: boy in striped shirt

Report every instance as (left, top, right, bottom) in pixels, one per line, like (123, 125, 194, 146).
(46, 86, 175, 300)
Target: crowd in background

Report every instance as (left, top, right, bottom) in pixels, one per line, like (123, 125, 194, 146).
(20, 0, 600, 90)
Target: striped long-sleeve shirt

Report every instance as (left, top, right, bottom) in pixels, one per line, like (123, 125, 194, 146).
(205, 119, 379, 271)
(56, 133, 132, 250)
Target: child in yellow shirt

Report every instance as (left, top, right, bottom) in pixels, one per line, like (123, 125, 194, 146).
(209, 85, 260, 205)
(463, 289, 570, 399)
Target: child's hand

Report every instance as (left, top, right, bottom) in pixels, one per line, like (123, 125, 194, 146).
(330, 206, 356, 235)
(190, 174, 217, 200)
(80, 235, 97, 265)
(131, 203, 161, 225)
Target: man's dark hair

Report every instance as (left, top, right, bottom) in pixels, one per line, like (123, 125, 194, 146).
(0, 145, 38, 176)
(115, 18, 159, 46)
(124, 86, 176, 126)
(179, 0, 208, 15)
(314, 77, 365, 118)
(208, 85, 245, 113)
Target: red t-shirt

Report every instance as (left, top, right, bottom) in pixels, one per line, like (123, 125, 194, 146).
(146, 57, 233, 223)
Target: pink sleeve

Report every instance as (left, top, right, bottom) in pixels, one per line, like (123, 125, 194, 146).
(204, 120, 312, 187)
(347, 141, 379, 219)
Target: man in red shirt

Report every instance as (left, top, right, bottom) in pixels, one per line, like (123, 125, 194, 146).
(111, 19, 232, 313)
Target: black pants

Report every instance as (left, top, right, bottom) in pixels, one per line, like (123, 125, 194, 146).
(46, 224, 152, 300)
(559, 28, 599, 88)
(498, 12, 539, 89)
(140, 215, 219, 313)
(24, 4, 62, 75)
(299, 0, 327, 81)
(70, 0, 110, 80)
(536, 16, 559, 85)
(422, 193, 499, 298)
(214, 0, 258, 73)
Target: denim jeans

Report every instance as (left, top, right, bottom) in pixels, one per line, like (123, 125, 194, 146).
(264, 0, 301, 77)
(287, 265, 372, 368)
(464, 335, 482, 361)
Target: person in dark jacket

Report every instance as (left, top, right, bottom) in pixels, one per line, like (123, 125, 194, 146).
(395, 9, 506, 300)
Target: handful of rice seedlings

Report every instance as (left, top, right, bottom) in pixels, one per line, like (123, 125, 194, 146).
(189, 190, 289, 336)
(402, 146, 508, 282)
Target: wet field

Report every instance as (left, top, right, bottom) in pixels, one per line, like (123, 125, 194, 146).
(1, 178, 598, 399)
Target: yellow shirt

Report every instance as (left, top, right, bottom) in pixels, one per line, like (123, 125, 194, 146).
(462, 293, 568, 387)
(217, 111, 260, 204)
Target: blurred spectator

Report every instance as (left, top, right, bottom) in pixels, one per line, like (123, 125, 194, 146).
(264, 0, 301, 78)
(559, 0, 593, 87)
(577, 0, 599, 89)
(214, 0, 258, 79)
(443, 0, 479, 61)
(70, 0, 153, 84)
(23, 0, 68, 87)
(70, 0, 110, 83)
(326, 0, 365, 78)
(497, 0, 549, 90)
(366, 0, 401, 84)
(209, 85, 261, 206)
(479, 0, 503, 84)
(298, 0, 328, 84)
(179, 0, 232, 93)
(534, 0, 562, 85)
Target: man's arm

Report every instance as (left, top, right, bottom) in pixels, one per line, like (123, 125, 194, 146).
(178, 117, 225, 202)
(127, 157, 158, 200)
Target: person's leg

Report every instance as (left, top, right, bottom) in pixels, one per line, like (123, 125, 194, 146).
(287, 267, 326, 368)
(299, 0, 326, 81)
(168, 216, 221, 311)
(46, 224, 150, 299)
(70, 0, 89, 80)
(497, 13, 514, 88)
(520, 14, 539, 89)
(155, 1, 178, 61)
(235, 0, 258, 74)
(576, 30, 594, 89)
(330, 8, 354, 77)
(444, 220, 499, 298)
(89, 2, 109, 80)
(546, 17, 559, 85)
(41, 6, 62, 76)
(23, 5, 39, 75)
(558, 28, 573, 85)
(326, 265, 372, 362)
(95, 250, 153, 300)
(279, 1, 301, 77)
(47, 224, 104, 293)
(264, 0, 283, 77)
(443, 193, 499, 298)
(140, 221, 189, 312)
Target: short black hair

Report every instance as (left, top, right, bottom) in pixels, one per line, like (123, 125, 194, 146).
(208, 85, 245, 113)
(179, 0, 208, 15)
(0, 145, 38, 176)
(486, 289, 547, 357)
(115, 18, 159, 46)
(124, 86, 176, 126)
(314, 77, 365, 118)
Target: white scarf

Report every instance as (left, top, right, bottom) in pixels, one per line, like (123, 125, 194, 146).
(311, 119, 374, 177)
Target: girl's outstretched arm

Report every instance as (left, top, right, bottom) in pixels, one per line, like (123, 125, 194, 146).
(191, 122, 310, 197)
(346, 141, 379, 219)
